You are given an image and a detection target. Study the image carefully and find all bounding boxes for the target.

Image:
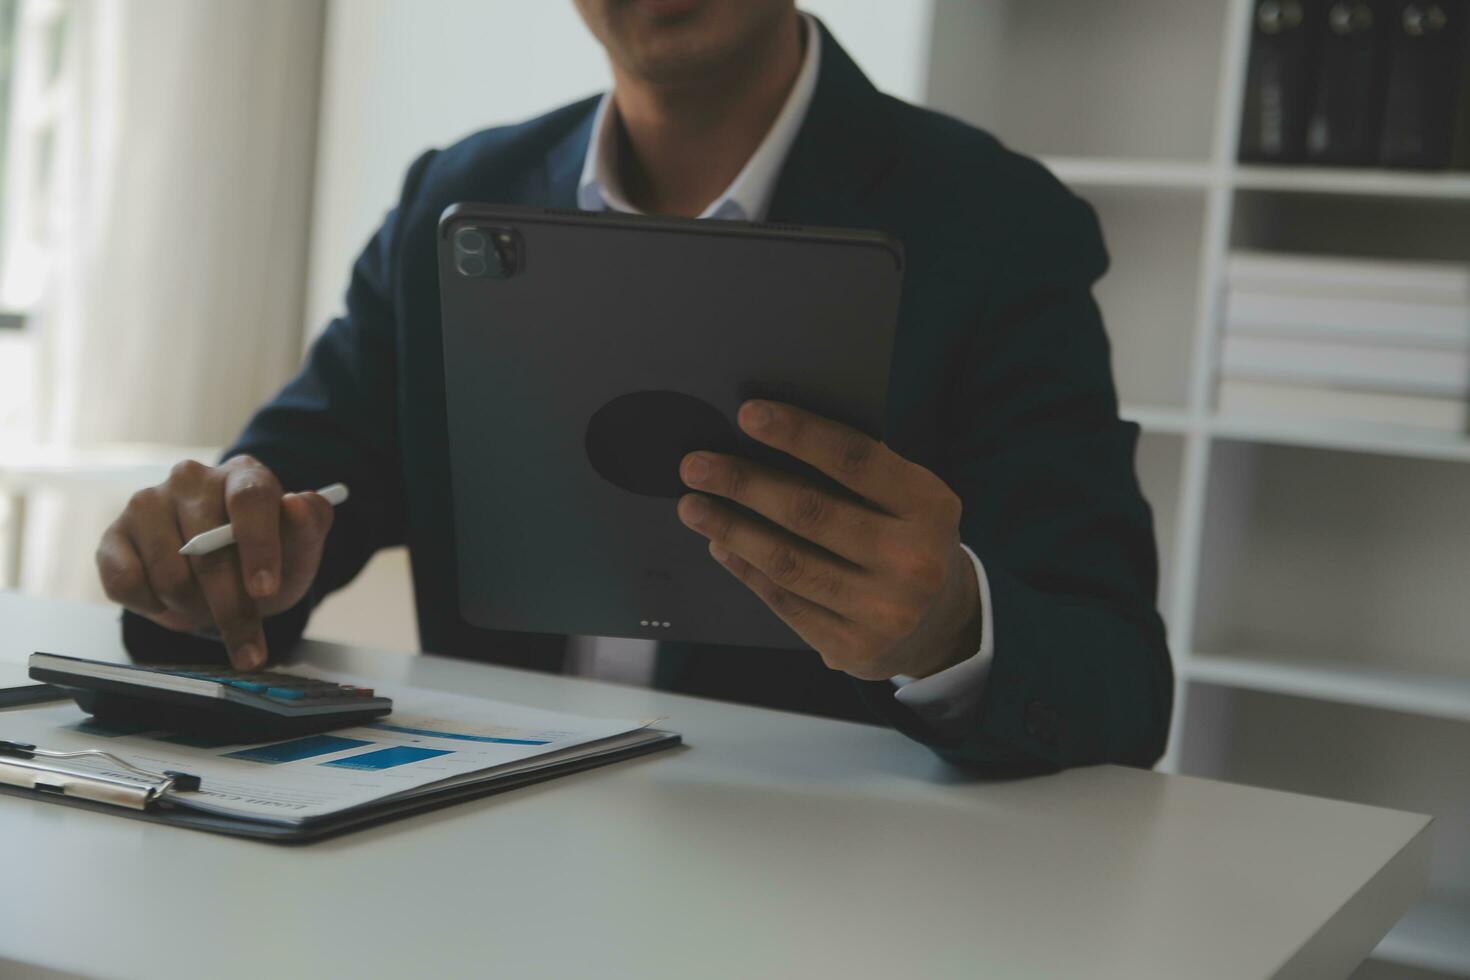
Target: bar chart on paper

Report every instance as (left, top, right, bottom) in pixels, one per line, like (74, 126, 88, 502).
(323, 746, 454, 771)
(225, 735, 374, 765)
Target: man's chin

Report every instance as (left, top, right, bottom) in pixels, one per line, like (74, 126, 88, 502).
(618, 33, 732, 86)
(625, 0, 704, 16)
(597, 0, 788, 86)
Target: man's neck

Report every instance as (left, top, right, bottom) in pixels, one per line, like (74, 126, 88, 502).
(611, 12, 803, 217)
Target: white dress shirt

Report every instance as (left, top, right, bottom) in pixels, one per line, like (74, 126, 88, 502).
(568, 13, 994, 736)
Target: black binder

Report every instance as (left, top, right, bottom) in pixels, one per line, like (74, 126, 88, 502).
(1379, 0, 1470, 168)
(1305, 0, 1394, 164)
(1240, 0, 1324, 163)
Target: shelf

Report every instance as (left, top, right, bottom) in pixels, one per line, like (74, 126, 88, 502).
(1373, 893, 1470, 976)
(1119, 404, 1198, 435)
(1233, 165, 1470, 200)
(1123, 408, 1470, 461)
(1041, 157, 1216, 192)
(1209, 413, 1470, 464)
(1187, 654, 1470, 725)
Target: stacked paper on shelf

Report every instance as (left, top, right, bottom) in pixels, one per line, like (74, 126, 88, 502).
(1219, 252, 1470, 432)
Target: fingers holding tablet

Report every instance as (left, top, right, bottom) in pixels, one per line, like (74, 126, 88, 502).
(678, 399, 981, 682)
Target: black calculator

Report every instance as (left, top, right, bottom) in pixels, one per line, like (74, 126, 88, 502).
(28, 653, 393, 742)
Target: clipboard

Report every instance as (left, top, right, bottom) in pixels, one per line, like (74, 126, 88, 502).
(0, 729, 681, 844)
(0, 739, 202, 808)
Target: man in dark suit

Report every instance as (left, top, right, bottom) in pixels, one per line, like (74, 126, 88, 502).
(95, 0, 1172, 775)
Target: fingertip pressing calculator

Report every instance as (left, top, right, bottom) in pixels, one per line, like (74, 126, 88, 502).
(28, 653, 393, 743)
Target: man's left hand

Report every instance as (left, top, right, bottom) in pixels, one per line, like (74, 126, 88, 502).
(677, 400, 982, 681)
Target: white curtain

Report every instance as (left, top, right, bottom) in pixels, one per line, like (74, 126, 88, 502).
(19, 0, 326, 598)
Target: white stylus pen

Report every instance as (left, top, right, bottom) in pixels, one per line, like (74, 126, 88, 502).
(176, 483, 350, 557)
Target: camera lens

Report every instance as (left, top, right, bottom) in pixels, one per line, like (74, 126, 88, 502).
(452, 225, 519, 279)
(454, 227, 487, 254)
(456, 253, 488, 278)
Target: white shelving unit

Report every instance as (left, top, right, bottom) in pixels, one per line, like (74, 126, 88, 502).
(1044, 157, 1216, 191)
(925, 1, 1470, 975)
(1188, 654, 1470, 726)
(1235, 165, 1470, 200)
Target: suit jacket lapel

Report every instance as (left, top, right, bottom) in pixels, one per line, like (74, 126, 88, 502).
(542, 104, 598, 208)
(766, 17, 903, 229)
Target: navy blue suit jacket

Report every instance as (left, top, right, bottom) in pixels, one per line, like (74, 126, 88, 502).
(126, 21, 1172, 775)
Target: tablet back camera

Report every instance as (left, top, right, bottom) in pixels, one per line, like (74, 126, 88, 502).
(454, 225, 520, 279)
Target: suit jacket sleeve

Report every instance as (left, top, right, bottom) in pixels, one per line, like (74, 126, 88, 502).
(858, 162, 1173, 774)
(121, 150, 440, 664)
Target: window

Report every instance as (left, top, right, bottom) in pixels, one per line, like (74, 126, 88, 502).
(0, 0, 73, 443)
(0, 0, 23, 318)
(1, 0, 70, 312)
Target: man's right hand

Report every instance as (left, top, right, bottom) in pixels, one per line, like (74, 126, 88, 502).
(95, 455, 335, 670)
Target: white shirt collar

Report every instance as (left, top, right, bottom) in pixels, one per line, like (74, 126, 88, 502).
(576, 12, 821, 221)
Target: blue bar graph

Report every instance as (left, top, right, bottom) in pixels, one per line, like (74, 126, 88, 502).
(225, 734, 373, 765)
(322, 746, 451, 771)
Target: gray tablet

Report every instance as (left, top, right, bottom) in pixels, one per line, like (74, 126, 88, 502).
(437, 203, 903, 650)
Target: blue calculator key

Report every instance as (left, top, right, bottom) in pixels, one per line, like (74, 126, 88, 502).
(265, 687, 306, 700)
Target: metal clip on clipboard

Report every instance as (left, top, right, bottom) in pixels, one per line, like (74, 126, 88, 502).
(0, 739, 201, 811)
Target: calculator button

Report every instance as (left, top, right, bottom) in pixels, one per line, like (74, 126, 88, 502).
(265, 687, 306, 700)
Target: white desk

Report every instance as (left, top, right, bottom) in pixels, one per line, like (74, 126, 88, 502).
(0, 593, 1431, 979)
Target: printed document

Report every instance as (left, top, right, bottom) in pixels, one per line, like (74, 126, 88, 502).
(0, 668, 650, 826)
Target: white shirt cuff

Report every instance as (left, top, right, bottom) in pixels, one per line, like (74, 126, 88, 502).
(889, 544, 994, 736)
